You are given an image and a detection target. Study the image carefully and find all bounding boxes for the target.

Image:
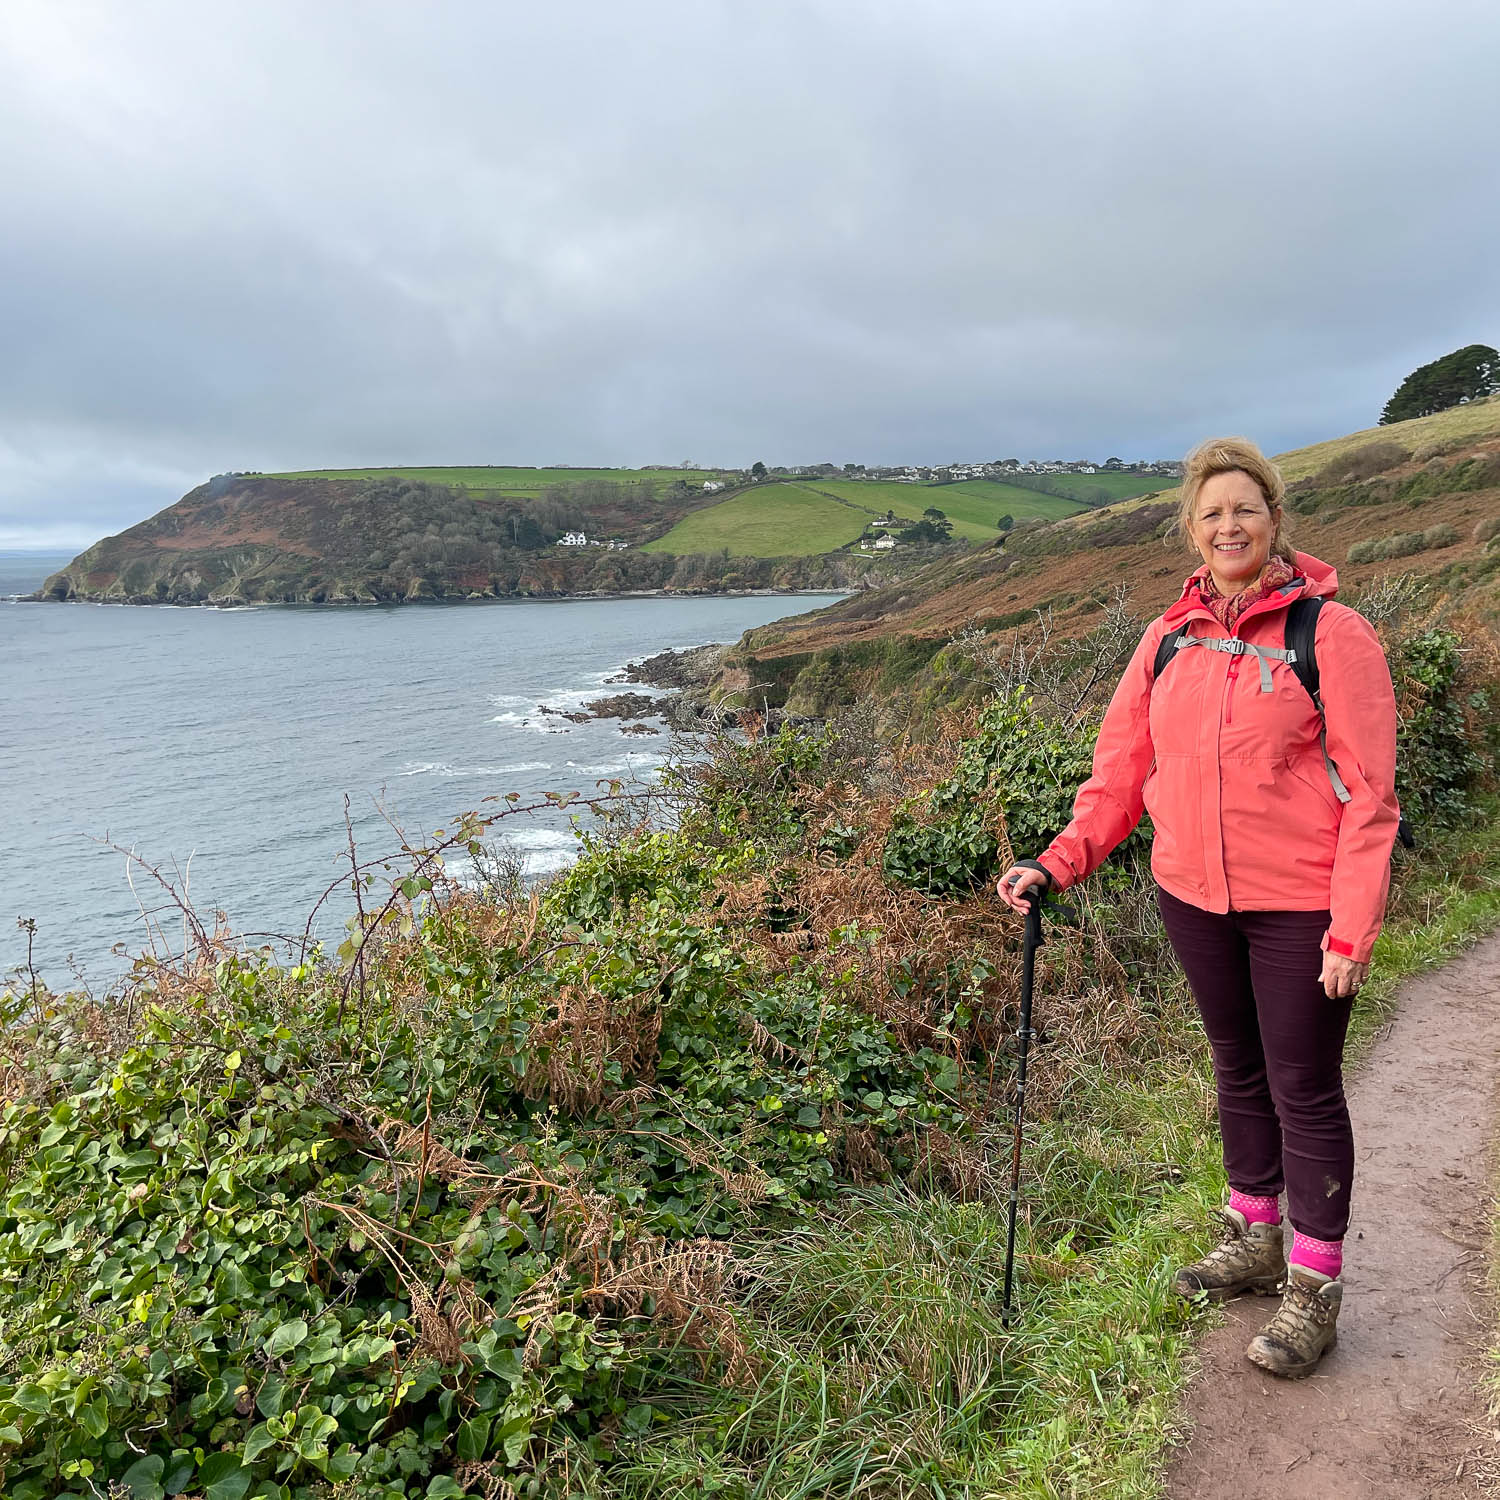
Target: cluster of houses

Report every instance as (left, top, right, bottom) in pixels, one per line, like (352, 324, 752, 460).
(557, 532, 630, 549)
(756, 457, 1182, 484)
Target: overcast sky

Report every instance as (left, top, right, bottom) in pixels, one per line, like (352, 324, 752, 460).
(2, 1, 1497, 548)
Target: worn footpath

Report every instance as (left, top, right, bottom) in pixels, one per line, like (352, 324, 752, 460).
(1166, 933, 1500, 1498)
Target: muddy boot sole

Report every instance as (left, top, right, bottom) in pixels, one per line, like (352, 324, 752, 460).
(1245, 1330, 1336, 1379)
(1173, 1272, 1285, 1303)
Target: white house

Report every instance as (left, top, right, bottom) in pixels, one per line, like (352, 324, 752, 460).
(702, 480, 725, 493)
(559, 531, 589, 547)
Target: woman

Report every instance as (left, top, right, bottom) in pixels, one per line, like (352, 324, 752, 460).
(996, 436, 1399, 1379)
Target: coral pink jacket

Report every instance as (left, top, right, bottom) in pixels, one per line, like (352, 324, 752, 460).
(1036, 552, 1400, 963)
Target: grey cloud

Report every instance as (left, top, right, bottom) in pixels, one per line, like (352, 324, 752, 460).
(1, 0, 1497, 544)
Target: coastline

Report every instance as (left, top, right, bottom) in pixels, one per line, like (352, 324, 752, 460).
(16, 584, 851, 609)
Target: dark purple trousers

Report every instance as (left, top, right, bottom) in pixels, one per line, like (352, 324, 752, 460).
(1156, 885, 1354, 1241)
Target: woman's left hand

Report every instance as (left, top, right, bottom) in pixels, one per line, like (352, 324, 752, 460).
(1320, 951, 1369, 1000)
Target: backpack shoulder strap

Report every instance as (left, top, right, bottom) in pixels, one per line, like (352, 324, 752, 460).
(1151, 625, 1186, 684)
(1282, 594, 1323, 706)
(1283, 594, 1353, 805)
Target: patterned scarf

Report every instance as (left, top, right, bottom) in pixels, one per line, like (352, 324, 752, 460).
(1195, 554, 1298, 632)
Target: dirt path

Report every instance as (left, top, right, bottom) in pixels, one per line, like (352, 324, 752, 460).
(1166, 933, 1500, 1499)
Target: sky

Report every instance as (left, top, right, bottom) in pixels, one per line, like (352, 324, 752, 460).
(2, 1, 1497, 548)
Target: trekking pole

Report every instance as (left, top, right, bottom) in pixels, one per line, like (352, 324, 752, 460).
(1001, 885, 1046, 1329)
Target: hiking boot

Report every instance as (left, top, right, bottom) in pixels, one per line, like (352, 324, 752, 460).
(1172, 1207, 1286, 1301)
(1245, 1265, 1341, 1379)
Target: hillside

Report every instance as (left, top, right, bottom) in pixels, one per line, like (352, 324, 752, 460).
(705, 399, 1500, 720)
(35, 469, 935, 605)
(642, 477, 1108, 556)
(38, 455, 1152, 606)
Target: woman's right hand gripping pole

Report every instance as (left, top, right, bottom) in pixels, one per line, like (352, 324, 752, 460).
(996, 860, 1051, 914)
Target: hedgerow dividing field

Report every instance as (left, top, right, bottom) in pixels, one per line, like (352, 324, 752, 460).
(270, 467, 728, 495)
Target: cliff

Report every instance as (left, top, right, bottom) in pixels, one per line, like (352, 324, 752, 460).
(36, 472, 923, 605)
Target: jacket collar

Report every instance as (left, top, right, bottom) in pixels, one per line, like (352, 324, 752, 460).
(1162, 550, 1338, 631)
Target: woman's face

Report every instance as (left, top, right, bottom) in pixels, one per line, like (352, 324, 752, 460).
(1192, 471, 1279, 594)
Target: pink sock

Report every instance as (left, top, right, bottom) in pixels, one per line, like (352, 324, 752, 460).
(1289, 1231, 1343, 1280)
(1229, 1190, 1281, 1227)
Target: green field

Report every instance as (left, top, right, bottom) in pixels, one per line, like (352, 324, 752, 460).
(269, 465, 727, 494)
(640, 483, 870, 556)
(795, 480, 1010, 542)
(915, 479, 1088, 525)
(976, 471, 1173, 506)
(644, 475, 1092, 557)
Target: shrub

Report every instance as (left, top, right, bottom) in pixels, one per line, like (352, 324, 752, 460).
(1316, 441, 1410, 485)
(1348, 525, 1458, 565)
(1473, 516, 1500, 544)
(1391, 629, 1492, 826)
(881, 689, 1117, 895)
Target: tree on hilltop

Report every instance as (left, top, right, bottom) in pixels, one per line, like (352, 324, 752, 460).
(1380, 344, 1498, 425)
(751, 461, 768, 480)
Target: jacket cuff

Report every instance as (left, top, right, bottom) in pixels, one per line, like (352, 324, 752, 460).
(1031, 855, 1069, 893)
(1321, 932, 1372, 964)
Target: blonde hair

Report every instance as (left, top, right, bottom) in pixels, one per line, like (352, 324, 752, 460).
(1177, 436, 1296, 564)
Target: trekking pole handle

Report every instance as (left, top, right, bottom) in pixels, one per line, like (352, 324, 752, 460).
(1022, 885, 1044, 948)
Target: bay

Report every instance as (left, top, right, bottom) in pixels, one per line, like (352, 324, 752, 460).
(1, 557, 841, 987)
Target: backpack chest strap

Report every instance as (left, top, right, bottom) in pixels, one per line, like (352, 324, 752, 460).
(1169, 633, 1351, 803)
(1171, 633, 1300, 694)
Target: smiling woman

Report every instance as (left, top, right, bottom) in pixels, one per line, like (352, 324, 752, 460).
(1175, 436, 1297, 594)
(998, 432, 1400, 1381)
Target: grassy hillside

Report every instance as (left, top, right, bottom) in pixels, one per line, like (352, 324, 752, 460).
(920, 478, 1091, 524)
(37, 472, 904, 606)
(992, 471, 1174, 505)
(810, 478, 1082, 532)
(704, 399, 1500, 720)
(640, 483, 872, 557)
(644, 479, 1088, 557)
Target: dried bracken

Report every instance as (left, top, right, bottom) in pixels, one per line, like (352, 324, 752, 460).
(520, 981, 663, 1113)
(586, 1235, 752, 1385)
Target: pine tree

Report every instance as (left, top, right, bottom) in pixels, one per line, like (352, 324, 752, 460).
(1380, 344, 1498, 425)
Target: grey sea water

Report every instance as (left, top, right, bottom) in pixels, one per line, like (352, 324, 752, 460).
(0, 551, 842, 985)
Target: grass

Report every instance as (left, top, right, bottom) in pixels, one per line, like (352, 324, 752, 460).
(812, 479, 1082, 536)
(268, 466, 727, 493)
(1101, 396, 1500, 523)
(973, 473, 1173, 507)
(641, 483, 873, 557)
(1275, 394, 1500, 483)
(638, 478, 1088, 556)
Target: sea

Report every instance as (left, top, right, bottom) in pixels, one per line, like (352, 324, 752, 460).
(0, 549, 842, 988)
